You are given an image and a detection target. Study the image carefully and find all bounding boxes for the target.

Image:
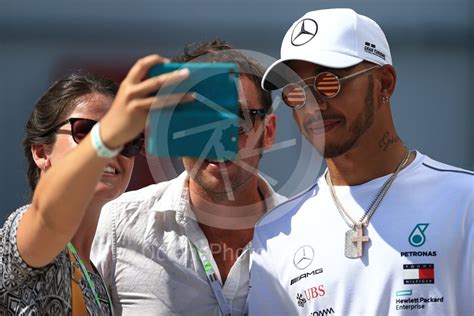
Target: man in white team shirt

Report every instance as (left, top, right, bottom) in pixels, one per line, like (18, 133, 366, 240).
(249, 8, 473, 315)
(91, 40, 286, 315)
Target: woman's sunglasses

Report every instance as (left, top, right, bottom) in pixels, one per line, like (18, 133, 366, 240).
(281, 65, 380, 109)
(51, 118, 144, 157)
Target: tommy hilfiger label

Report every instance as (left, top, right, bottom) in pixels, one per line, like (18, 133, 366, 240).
(364, 42, 386, 60)
(403, 264, 435, 284)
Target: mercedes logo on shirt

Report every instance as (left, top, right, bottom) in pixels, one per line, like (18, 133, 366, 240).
(293, 245, 315, 270)
(291, 18, 318, 46)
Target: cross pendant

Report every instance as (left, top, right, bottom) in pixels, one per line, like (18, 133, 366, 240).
(351, 225, 369, 258)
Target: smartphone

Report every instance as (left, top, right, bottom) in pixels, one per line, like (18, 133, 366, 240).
(146, 63, 240, 160)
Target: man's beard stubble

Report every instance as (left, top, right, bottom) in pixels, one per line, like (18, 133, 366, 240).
(191, 131, 265, 200)
(323, 75, 375, 158)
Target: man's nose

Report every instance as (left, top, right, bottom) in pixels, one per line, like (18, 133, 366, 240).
(305, 88, 328, 112)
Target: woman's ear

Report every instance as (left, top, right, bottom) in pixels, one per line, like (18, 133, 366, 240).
(31, 144, 52, 171)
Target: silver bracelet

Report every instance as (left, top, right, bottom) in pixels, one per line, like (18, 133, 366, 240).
(90, 123, 123, 158)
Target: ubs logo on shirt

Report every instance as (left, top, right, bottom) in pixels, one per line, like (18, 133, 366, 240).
(296, 285, 326, 307)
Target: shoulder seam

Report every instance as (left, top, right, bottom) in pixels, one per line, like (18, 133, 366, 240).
(110, 207, 118, 290)
(256, 181, 319, 227)
(422, 163, 474, 176)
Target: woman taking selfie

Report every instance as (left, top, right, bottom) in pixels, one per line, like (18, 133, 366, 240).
(0, 55, 191, 315)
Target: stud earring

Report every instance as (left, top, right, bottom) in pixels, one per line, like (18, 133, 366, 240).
(382, 96, 389, 104)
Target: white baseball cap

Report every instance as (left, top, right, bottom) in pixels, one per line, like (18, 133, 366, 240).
(262, 8, 392, 90)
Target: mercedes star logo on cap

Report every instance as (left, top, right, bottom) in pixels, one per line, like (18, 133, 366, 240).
(291, 19, 318, 46)
(293, 245, 315, 270)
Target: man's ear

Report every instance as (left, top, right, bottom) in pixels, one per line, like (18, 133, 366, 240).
(262, 113, 277, 149)
(31, 144, 52, 171)
(380, 64, 397, 99)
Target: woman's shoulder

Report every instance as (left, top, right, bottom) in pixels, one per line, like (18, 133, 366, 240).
(1, 205, 29, 231)
(0, 205, 72, 314)
(1, 205, 30, 254)
(1, 204, 70, 274)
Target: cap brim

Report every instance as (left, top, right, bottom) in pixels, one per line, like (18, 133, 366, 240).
(262, 52, 364, 90)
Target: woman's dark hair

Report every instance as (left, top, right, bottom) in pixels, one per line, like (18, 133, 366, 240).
(173, 39, 273, 113)
(23, 72, 119, 193)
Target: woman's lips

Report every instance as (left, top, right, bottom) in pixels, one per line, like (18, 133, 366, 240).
(102, 164, 120, 176)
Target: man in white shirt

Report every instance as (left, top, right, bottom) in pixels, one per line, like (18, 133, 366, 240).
(249, 8, 473, 315)
(92, 40, 286, 315)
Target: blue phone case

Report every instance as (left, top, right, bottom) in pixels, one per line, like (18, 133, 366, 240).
(147, 63, 240, 160)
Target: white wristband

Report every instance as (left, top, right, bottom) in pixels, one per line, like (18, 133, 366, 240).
(90, 123, 123, 158)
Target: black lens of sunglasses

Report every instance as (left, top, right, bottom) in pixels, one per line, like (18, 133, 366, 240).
(120, 136, 144, 157)
(238, 109, 266, 134)
(71, 119, 96, 143)
(71, 119, 143, 157)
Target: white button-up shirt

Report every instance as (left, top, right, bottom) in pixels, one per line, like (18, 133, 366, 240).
(92, 172, 285, 316)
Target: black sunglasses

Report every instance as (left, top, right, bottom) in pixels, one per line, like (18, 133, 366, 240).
(238, 109, 267, 134)
(50, 118, 144, 157)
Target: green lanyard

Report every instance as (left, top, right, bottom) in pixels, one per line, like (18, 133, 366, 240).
(67, 242, 113, 312)
(194, 246, 232, 316)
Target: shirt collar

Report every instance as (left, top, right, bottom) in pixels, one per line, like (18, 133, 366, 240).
(145, 171, 285, 250)
(257, 175, 284, 211)
(153, 171, 283, 218)
(153, 172, 190, 223)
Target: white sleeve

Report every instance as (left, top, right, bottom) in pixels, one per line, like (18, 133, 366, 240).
(91, 202, 116, 292)
(248, 227, 298, 315)
(459, 196, 473, 314)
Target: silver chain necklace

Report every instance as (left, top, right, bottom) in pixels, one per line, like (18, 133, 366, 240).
(325, 148, 411, 259)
